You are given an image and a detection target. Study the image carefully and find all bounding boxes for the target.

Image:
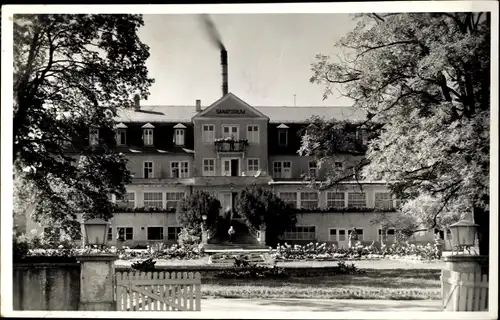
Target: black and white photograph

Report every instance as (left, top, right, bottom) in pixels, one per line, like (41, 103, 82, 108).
(1, 2, 498, 319)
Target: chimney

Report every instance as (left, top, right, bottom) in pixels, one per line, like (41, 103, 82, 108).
(221, 49, 228, 96)
(196, 99, 201, 112)
(133, 94, 140, 111)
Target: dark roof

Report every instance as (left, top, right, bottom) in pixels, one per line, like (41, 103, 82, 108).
(115, 105, 366, 124)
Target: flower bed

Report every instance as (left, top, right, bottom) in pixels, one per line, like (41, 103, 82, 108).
(270, 241, 442, 262)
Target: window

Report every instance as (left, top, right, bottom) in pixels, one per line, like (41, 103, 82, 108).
(117, 227, 133, 240)
(273, 161, 292, 179)
(334, 162, 343, 169)
(300, 192, 319, 209)
(174, 129, 185, 146)
(329, 229, 337, 241)
(143, 129, 154, 145)
(347, 192, 367, 208)
(203, 159, 215, 176)
(143, 192, 163, 209)
(89, 128, 99, 146)
(171, 161, 189, 178)
(107, 227, 113, 241)
(222, 125, 239, 139)
(308, 161, 318, 178)
(279, 192, 298, 208)
(283, 226, 316, 240)
(338, 229, 346, 241)
(327, 192, 345, 208)
(434, 229, 444, 240)
(203, 124, 215, 143)
(278, 129, 288, 146)
(143, 161, 153, 178)
(378, 229, 395, 242)
(147, 227, 164, 240)
(116, 192, 135, 209)
(394, 198, 402, 208)
(247, 158, 259, 176)
(247, 125, 259, 144)
(166, 192, 184, 210)
(74, 229, 82, 241)
(375, 192, 393, 209)
(348, 228, 364, 241)
(167, 227, 182, 240)
(115, 129, 126, 146)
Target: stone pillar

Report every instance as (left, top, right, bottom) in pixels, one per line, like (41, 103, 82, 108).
(444, 254, 489, 274)
(201, 229, 208, 245)
(76, 254, 118, 311)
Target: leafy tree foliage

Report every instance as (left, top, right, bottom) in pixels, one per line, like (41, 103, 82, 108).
(176, 190, 221, 235)
(13, 14, 154, 236)
(235, 187, 297, 247)
(304, 13, 490, 254)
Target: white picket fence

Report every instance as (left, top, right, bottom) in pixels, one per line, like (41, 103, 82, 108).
(441, 269, 488, 311)
(115, 271, 201, 311)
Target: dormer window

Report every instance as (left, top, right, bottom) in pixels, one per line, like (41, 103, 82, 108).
(115, 123, 127, 146)
(89, 127, 99, 146)
(277, 123, 289, 147)
(173, 123, 186, 146)
(142, 123, 155, 146)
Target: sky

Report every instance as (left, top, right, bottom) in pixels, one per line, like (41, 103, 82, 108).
(138, 14, 357, 107)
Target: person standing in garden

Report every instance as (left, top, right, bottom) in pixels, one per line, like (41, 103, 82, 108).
(228, 225, 235, 243)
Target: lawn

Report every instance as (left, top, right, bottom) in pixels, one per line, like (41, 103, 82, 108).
(201, 269, 442, 300)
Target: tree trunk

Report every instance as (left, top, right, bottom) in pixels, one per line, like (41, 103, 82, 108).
(473, 206, 489, 256)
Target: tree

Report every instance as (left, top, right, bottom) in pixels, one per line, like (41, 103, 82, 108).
(303, 13, 490, 254)
(176, 190, 221, 235)
(235, 187, 297, 247)
(13, 14, 154, 236)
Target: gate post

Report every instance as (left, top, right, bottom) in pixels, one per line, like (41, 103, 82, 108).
(76, 254, 118, 311)
(444, 254, 488, 274)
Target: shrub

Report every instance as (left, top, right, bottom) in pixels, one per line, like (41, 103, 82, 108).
(176, 190, 221, 235)
(337, 260, 365, 275)
(177, 228, 201, 247)
(216, 255, 289, 279)
(131, 258, 156, 272)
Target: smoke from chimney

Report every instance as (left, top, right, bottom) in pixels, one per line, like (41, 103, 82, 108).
(200, 14, 228, 96)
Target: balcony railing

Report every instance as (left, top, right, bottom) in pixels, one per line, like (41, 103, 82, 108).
(214, 138, 248, 153)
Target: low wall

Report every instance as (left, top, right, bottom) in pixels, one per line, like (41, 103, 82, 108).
(13, 262, 81, 311)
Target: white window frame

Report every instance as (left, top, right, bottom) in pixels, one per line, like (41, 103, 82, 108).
(174, 129, 185, 146)
(115, 129, 126, 146)
(247, 125, 260, 144)
(278, 192, 298, 208)
(282, 226, 316, 240)
(273, 161, 292, 179)
(203, 158, 215, 176)
(334, 161, 344, 170)
(202, 124, 215, 143)
(115, 192, 136, 209)
(143, 128, 154, 145)
(326, 192, 346, 208)
(379, 228, 396, 242)
(374, 192, 393, 209)
(308, 161, 318, 178)
(89, 128, 99, 146)
(167, 226, 183, 241)
(143, 192, 163, 209)
(117, 226, 134, 240)
(107, 227, 113, 241)
(347, 192, 367, 208)
(166, 192, 185, 210)
(348, 228, 364, 241)
(180, 161, 189, 178)
(338, 229, 347, 242)
(328, 228, 337, 241)
(247, 158, 260, 176)
(222, 125, 239, 140)
(278, 128, 288, 146)
(221, 157, 240, 177)
(299, 192, 319, 209)
(143, 161, 154, 179)
(147, 226, 164, 241)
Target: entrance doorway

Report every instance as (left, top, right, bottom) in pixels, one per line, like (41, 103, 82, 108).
(222, 158, 240, 177)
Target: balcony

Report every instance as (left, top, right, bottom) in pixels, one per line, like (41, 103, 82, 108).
(214, 138, 248, 153)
